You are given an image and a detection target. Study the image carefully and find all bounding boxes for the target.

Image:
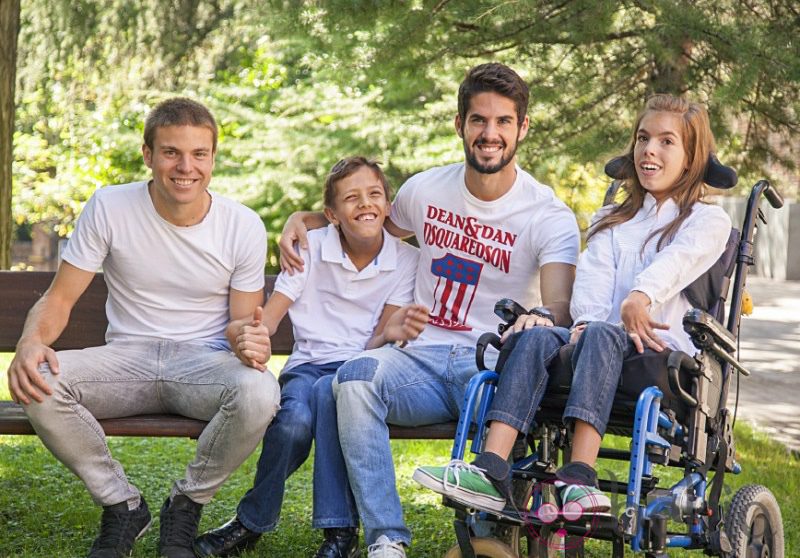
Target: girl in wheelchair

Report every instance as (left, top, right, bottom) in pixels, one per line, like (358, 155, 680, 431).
(415, 94, 732, 517)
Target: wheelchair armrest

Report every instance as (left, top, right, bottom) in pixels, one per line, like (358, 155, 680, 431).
(683, 308, 737, 354)
(476, 332, 502, 371)
(683, 308, 751, 377)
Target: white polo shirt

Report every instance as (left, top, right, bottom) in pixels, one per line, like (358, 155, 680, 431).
(275, 224, 418, 371)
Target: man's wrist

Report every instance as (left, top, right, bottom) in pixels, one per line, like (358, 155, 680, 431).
(527, 306, 555, 323)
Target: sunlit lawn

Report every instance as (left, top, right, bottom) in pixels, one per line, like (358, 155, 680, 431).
(1, 352, 797, 557)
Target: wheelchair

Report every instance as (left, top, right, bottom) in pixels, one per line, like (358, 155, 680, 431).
(439, 157, 785, 558)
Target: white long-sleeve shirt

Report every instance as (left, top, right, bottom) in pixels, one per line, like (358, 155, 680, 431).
(570, 193, 731, 354)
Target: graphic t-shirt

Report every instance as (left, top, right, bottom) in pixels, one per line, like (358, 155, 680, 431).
(391, 162, 579, 347)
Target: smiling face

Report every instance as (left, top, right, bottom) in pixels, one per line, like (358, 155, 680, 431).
(142, 125, 215, 224)
(456, 91, 529, 175)
(633, 111, 688, 202)
(324, 165, 390, 246)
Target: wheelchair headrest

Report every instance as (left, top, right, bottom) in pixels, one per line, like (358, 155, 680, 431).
(604, 153, 737, 189)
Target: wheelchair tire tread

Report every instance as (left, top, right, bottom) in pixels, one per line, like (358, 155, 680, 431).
(726, 484, 784, 558)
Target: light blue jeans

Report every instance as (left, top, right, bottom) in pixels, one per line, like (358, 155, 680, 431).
(23, 338, 280, 509)
(332, 344, 493, 546)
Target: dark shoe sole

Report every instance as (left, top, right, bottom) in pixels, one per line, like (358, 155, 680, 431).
(193, 536, 259, 558)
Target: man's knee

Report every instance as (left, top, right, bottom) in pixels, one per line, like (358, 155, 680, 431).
(227, 371, 280, 425)
(335, 356, 381, 384)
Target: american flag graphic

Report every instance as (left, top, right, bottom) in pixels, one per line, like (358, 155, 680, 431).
(428, 253, 483, 331)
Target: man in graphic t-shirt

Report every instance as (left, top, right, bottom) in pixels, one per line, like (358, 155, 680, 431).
(278, 63, 580, 556)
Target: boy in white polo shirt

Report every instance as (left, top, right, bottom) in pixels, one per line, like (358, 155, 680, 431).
(195, 157, 428, 558)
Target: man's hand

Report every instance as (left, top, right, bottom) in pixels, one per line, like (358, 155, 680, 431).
(231, 306, 271, 371)
(382, 304, 429, 345)
(279, 213, 311, 274)
(620, 291, 669, 353)
(7, 341, 59, 405)
(500, 313, 554, 343)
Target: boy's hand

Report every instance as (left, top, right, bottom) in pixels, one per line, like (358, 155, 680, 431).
(233, 306, 271, 371)
(620, 291, 669, 353)
(383, 304, 429, 344)
(7, 340, 59, 404)
(279, 214, 309, 274)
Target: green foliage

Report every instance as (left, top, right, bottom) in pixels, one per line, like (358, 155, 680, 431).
(11, 1, 798, 271)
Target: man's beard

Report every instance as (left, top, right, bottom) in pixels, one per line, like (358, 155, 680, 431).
(464, 138, 518, 175)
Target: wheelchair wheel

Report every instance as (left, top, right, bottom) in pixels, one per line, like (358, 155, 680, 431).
(727, 484, 784, 558)
(444, 537, 518, 558)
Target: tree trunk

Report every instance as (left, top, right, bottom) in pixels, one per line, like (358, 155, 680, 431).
(0, 0, 21, 270)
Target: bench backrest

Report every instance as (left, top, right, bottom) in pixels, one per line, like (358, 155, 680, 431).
(0, 271, 294, 353)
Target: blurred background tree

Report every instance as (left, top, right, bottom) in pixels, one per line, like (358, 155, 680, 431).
(5, 0, 798, 271)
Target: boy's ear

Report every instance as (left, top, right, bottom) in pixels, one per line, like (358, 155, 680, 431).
(323, 206, 338, 225)
(454, 115, 463, 138)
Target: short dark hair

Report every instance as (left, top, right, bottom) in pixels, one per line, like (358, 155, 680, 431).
(457, 63, 529, 127)
(323, 157, 392, 208)
(144, 97, 218, 152)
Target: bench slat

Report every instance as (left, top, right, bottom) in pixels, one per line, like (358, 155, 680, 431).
(0, 401, 459, 440)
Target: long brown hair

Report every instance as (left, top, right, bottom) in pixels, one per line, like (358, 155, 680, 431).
(588, 94, 716, 251)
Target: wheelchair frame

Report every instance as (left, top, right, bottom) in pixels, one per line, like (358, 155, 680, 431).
(442, 180, 785, 558)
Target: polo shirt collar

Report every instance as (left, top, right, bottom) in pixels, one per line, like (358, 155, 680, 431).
(320, 223, 397, 276)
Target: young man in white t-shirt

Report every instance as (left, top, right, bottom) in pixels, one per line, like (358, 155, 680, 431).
(279, 64, 580, 556)
(195, 157, 428, 558)
(6, 98, 280, 558)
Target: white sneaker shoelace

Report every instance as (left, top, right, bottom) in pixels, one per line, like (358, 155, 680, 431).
(367, 534, 406, 557)
(441, 459, 490, 494)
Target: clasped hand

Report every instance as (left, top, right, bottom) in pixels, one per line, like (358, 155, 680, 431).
(229, 306, 271, 371)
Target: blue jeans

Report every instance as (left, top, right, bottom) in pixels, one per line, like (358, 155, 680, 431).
(332, 344, 490, 546)
(564, 321, 636, 436)
(485, 326, 571, 433)
(487, 322, 636, 438)
(236, 361, 358, 533)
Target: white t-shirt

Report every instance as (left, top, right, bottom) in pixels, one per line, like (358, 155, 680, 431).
(391, 162, 580, 347)
(62, 181, 266, 347)
(274, 224, 418, 371)
(571, 194, 731, 354)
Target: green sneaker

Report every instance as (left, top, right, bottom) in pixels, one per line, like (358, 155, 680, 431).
(413, 460, 506, 512)
(556, 481, 611, 517)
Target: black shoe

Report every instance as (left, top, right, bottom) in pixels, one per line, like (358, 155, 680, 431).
(159, 494, 203, 558)
(193, 516, 261, 557)
(314, 528, 360, 558)
(87, 497, 152, 558)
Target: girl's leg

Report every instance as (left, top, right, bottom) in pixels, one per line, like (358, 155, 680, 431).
(557, 321, 634, 512)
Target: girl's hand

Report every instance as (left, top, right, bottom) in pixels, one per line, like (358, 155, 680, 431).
(620, 291, 669, 353)
(569, 322, 587, 344)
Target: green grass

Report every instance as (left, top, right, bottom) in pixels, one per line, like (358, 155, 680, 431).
(1, 352, 797, 557)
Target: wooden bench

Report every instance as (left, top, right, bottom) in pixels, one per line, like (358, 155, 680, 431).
(0, 271, 459, 440)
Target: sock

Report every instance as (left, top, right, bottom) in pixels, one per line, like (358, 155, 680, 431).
(555, 461, 598, 487)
